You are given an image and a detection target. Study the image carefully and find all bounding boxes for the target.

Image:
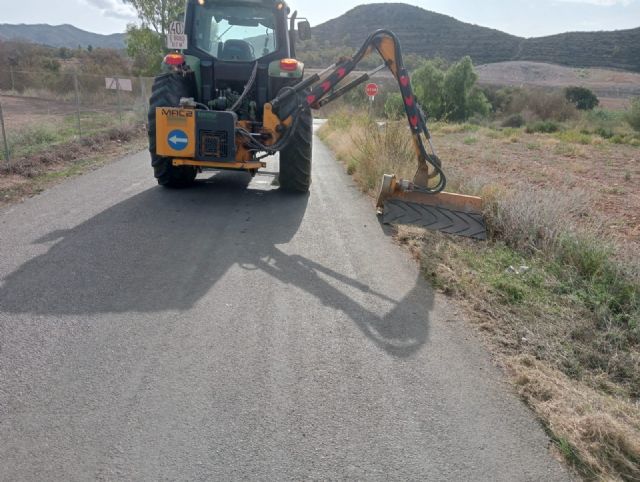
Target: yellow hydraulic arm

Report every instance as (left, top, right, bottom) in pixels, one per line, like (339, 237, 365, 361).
(264, 30, 486, 239)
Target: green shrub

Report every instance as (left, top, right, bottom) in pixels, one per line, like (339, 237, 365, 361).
(480, 86, 516, 113)
(626, 97, 640, 132)
(501, 114, 525, 128)
(565, 86, 599, 110)
(556, 235, 640, 330)
(594, 127, 614, 139)
(347, 158, 357, 175)
(384, 92, 405, 120)
(584, 108, 624, 126)
(555, 130, 592, 144)
(526, 121, 560, 134)
(502, 88, 577, 122)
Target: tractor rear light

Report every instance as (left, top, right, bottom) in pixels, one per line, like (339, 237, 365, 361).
(164, 52, 185, 66)
(280, 58, 298, 71)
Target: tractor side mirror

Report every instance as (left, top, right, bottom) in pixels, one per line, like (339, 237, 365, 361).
(298, 20, 311, 41)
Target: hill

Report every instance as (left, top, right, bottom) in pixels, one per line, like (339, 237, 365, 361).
(0, 24, 126, 50)
(2, 4, 639, 72)
(309, 4, 520, 65)
(476, 61, 640, 109)
(520, 28, 640, 72)
(304, 3, 640, 72)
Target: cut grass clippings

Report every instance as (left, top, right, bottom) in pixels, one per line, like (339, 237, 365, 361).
(319, 110, 640, 480)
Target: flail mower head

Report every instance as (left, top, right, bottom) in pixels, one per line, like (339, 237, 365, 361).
(376, 174, 486, 240)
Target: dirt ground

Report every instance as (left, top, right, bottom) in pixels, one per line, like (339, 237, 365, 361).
(0, 94, 139, 137)
(0, 94, 79, 131)
(434, 128, 640, 249)
(476, 61, 640, 109)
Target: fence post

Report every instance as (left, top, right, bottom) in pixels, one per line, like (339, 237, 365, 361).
(73, 70, 82, 138)
(9, 65, 15, 92)
(0, 101, 10, 163)
(139, 75, 147, 123)
(115, 77, 123, 126)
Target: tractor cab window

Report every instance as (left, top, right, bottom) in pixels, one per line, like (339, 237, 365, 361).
(194, 3, 278, 61)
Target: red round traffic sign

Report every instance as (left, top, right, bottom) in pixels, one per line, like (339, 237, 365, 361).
(365, 82, 379, 97)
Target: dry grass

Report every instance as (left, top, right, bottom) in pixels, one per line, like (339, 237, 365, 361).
(321, 113, 416, 190)
(319, 111, 640, 480)
(510, 356, 640, 480)
(0, 126, 141, 177)
(0, 125, 146, 206)
(486, 187, 594, 253)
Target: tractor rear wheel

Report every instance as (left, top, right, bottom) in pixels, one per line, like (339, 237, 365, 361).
(147, 73, 197, 188)
(278, 108, 312, 192)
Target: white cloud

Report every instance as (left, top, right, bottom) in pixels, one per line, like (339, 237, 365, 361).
(83, 0, 137, 21)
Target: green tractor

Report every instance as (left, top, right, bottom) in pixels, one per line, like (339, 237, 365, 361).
(148, 0, 313, 190)
(147, 0, 486, 238)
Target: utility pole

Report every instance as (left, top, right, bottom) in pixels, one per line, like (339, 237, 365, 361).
(139, 75, 148, 123)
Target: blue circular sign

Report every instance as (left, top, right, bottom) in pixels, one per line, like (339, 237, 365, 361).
(168, 129, 189, 151)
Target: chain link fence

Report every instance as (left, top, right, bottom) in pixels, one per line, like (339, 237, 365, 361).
(0, 69, 155, 163)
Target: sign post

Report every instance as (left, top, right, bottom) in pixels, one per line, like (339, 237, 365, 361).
(365, 82, 379, 117)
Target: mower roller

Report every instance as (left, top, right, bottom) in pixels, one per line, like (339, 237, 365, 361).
(148, 0, 486, 239)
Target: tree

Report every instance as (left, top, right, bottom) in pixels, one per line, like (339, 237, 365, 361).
(126, 24, 166, 76)
(466, 87, 491, 120)
(123, 0, 184, 75)
(565, 86, 599, 110)
(123, 0, 184, 35)
(57, 47, 72, 59)
(412, 56, 489, 122)
(443, 57, 490, 121)
(412, 60, 446, 120)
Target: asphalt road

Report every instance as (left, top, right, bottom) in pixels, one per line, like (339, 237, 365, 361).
(0, 122, 570, 480)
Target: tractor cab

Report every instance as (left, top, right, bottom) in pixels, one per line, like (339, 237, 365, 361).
(175, 0, 311, 117)
(190, 2, 286, 63)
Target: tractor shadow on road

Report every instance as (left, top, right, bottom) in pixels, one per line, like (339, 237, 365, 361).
(0, 171, 431, 357)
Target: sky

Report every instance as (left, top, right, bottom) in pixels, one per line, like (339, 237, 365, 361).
(2, 0, 640, 38)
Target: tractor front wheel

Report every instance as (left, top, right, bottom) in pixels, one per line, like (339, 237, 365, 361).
(147, 73, 197, 188)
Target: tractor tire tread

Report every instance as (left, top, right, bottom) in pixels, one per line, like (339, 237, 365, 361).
(278, 108, 313, 192)
(382, 199, 487, 240)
